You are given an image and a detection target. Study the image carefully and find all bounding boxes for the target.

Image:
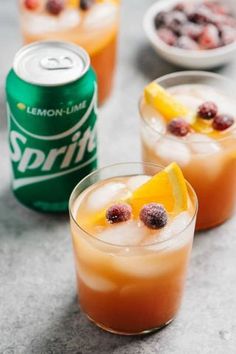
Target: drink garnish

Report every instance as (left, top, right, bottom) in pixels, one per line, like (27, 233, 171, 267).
(139, 203, 167, 229)
(24, 0, 39, 10)
(46, 0, 64, 15)
(144, 82, 235, 137)
(144, 81, 195, 124)
(106, 203, 132, 224)
(167, 118, 190, 137)
(80, 163, 188, 231)
(212, 114, 235, 131)
(129, 162, 188, 216)
(80, 0, 95, 11)
(197, 101, 218, 119)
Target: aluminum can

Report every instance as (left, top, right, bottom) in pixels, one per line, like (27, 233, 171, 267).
(6, 41, 97, 212)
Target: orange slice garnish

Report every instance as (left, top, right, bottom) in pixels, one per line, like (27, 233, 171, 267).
(129, 162, 188, 217)
(144, 82, 195, 124)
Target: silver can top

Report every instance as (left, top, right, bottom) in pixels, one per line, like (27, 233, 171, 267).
(13, 41, 90, 86)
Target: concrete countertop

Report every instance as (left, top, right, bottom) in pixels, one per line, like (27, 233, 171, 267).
(0, 1, 236, 353)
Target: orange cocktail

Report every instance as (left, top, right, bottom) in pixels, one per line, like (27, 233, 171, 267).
(69, 163, 197, 334)
(140, 72, 236, 230)
(19, 0, 120, 104)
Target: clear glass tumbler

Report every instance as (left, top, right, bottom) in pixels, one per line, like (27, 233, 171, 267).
(69, 162, 197, 335)
(19, 0, 121, 104)
(140, 72, 236, 230)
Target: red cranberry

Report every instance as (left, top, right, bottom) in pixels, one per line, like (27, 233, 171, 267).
(166, 11, 188, 34)
(181, 23, 204, 40)
(24, 0, 39, 10)
(176, 35, 199, 50)
(106, 203, 132, 224)
(167, 118, 190, 137)
(140, 203, 168, 230)
(168, 11, 187, 24)
(154, 11, 168, 29)
(46, 0, 64, 15)
(188, 7, 212, 24)
(204, 1, 229, 16)
(220, 26, 236, 45)
(198, 24, 220, 49)
(174, 3, 185, 12)
(157, 28, 177, 46)
(212, 114, 235, 131)
(80, 0, 94, 11)
(198, 101, 218, 119)
(222, 16, 236, 28)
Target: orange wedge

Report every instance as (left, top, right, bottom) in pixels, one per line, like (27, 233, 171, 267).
(81, 208, 107, 231)
(144, 82, 195, 124)
(129, 162, 188, 216)
(192, 117, 213, 134)
(68, 0, 78, 7)
(192, 117, 226, 140)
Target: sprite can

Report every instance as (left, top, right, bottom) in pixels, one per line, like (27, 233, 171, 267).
(6, 41, 98, 212)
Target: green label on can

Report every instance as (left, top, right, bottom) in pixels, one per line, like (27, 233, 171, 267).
(6, 71, 98, 212)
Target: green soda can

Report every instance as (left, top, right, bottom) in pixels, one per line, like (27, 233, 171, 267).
(6, 41, 98, 212)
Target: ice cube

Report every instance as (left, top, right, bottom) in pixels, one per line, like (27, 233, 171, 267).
(173, 94, 202, 111)
(141, 111, 166, 149)
(169, 212, 191, 234)
(188, 134, 221, 155)
(83, 3, 117, 29)
(126, 176, 150, 192)
(141, 126, 160, 150)
(58, 9, 81, 29)
(24, 10, 80, 34)
(113, 252, 174, 278)
(23, 9, 80, 34)
(120, 284, 140, 297)
(87, 182, 129, 211)
(23, 14, 57, 34)
(78, 266, 117, 292)
(149, 212, 192, 251)
(148, 116, 166, 134)
(156, 136, 191, 166)
(98, 221, 145, 246)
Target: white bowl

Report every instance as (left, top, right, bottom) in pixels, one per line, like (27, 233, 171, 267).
(143, 0, 236, 69)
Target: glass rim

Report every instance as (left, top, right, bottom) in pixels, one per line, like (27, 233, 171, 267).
(69, 162, 198, 249)
(139, 70, 236, 144)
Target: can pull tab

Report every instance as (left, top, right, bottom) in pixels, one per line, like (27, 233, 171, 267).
(40, 56, 74, 70)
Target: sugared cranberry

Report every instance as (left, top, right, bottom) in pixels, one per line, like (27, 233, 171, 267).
(166, 11, 187, 34)
(198, 24, 220, 49)
(198, 101, 218, 119)
(24, 0, 39, 10)
(181, 23, 203, 40)
(188, 7, 212, 24)
(154, 11, 168, 29)
(174, 3, 185, 12)
(46, 0, 64, 15)
(222, 16, 236, 28)
(157, 28, 177, 46)
(140, 203, 168, 230)
(168, 118, 190, 137)
(220, 26, 236, 45)
(106, 203, 132, 224)
(176, 35, 199, 50)
(212, 114, 235, 131)
(204, 1, 229, 16)
(80, 0, 94, 11)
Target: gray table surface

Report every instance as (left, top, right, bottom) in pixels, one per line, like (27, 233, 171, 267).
(1, 1, 236, 353)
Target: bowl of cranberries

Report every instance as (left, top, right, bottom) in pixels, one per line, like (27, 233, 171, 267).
(143, 0, 236, 69)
